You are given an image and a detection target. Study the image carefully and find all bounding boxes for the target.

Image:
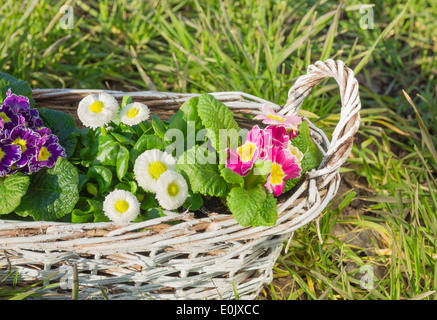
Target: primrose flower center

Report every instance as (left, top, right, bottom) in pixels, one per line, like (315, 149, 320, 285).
(38, 147, 52, 161)
(0, 149, 5, 161)
(0, 112, 11, 123)
(267, 114, 285, 122)
(89, 101, 105, 114)
(237, 142, 257, 162)
(13, 138, 27, 152)
(127, 107, 139, 119)
(270, 163, 285, 185)
(167, 182, 180, 197)
(114, 200, 130, 213)
(148, 161, 167, 180)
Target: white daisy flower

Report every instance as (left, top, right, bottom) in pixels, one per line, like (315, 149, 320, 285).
(155, 170, 188, 210)
(133, 149, 176, 193)
(103, 189, 140, 224)
(77, 92, 119, 129)
(119, 102, 150, 126)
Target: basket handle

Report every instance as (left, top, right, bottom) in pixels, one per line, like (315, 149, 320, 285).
(280, 59, 361, 172)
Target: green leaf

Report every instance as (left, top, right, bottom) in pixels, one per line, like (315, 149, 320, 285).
(38, 108, 79, 158)
(0, 72, 34, 106)
(226, 185, 278, 227)
(116, 145, 129, 181)
(220, 167, 244, 186)
(78, 128, 96, 148)
(196, 93, 239, 151)
(15, 158, 79, 221)
(121, 95, 132, 108)
(178, 96, 202, 125)
(252, 159, 272, 176)
(183, 190, 204, 211)
(0, 175, 30, 215)
(168, 110, 186, 132)
(151, 114, 167, 140)
(86, 166, 112, 193)
(71, 198, 94, 223)
(93, 141, 120, 166)
(176, 145, 227, 197)
(282, 177, 300, 193)
(111, 132, 135, 146)
(130, 134, 165, 163)
(290, 121, 311, 154)
(140, 193, 159, 211)
(291, 121, 322, 173)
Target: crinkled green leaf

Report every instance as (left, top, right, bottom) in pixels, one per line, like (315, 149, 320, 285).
(176, 145, 227, 197)
(220, 167, 244, 186)
(0, 72, 34, 106)
(15, 158, 79, 221)
(226, 185, 277, 227)
(196, 93, 239, 151)
(0, 175, 30, 215)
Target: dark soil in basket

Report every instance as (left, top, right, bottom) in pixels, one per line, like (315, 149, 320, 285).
(193, 196, 232, 219)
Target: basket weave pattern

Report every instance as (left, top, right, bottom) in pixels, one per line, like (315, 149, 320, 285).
(0, 60, 360, 300)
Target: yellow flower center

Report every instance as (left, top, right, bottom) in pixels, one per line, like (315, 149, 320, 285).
(167, 182, 179, 197)
(127, 107, 139, 119)
(114, 200, 129, 213)
(0, 149, 5, 161)
(89, 101, 105, 114)
(0, 112, 11, 123)
(38, 147, 52, 161)
(267, 114, 285, 122)
(148, 161, 167, 180)
(270, 163, 285, 185)
(237, 142, 256, 162)
(13, 138, 27, 152)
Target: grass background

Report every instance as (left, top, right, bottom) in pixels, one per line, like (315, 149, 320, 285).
(1, 0, 436, 300)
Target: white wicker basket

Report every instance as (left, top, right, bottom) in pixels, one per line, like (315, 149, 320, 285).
(0, 59, 361, 300)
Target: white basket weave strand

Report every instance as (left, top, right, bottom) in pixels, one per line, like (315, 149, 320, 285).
(0, 59, 361, 300)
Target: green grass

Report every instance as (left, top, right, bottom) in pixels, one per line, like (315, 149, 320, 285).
(1, 0, 436, 300)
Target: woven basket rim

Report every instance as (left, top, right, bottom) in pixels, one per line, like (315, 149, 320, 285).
(0, 59, 361, 249)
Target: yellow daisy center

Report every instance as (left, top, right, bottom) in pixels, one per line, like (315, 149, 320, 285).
(237, 142, 256, 162)
(89, 101, 105, 114)
(267, 114, 285, 122)
(167, 182, 179, 197)
(0, 112, 11, 123)
(148, 161, 167, 180)
(38, 147, 52, 161)
(13, 138, 27, 152)
(127, 107, 139, 119)
(114, 200, 129, 213)
(270, 163, 285, 185)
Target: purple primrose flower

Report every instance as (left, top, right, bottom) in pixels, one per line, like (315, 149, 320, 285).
(0, 90, 66, 176)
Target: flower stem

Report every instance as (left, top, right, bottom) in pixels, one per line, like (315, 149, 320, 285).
(244, 171, 263, 189)
(139, 122, 150, 134)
